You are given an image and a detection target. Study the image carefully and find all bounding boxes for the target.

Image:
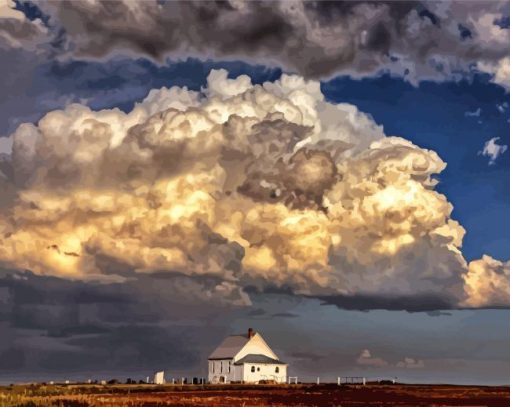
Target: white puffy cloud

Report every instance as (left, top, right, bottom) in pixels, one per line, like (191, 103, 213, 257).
(396, 357, 425, 369)
(470, 6, 510, 91)
(0, 0, 24, 21)
(357, 349, 425, 369)
(464, 255, 510, 308)
(478, 58, 510, 90)
(0, 69, 507, 309)
(479, 137, 508, 165)
(356, 349, 389, 367)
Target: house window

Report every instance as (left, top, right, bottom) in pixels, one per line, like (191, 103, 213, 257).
(220, 361, 223, 373)
(212, 362, 215, 373)
(275, 367, 279, 373)
(251, 366, 255, 373)
(228, 361, 231, 373)
(257, 367, 260, 372)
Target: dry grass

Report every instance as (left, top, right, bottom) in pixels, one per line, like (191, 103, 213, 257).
(2, 383, 510, 406)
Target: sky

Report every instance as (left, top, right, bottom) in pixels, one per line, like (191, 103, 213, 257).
(1, 0, 510, 385)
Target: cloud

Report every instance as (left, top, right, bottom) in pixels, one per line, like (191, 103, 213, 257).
(0, 268, 243, 378)
(356, 349, 389, 367)
(318, 293, 456, 313)
(479, 57, 510, 90)
(464, 255, 510, 308)
(36, 1, 421, 78)
(0, 69, 459, 307)
(357, 349, 425, 369)
(479, 137, 508, 165)
(4, 0, 510, 94)
(465, 108, 481, 117)
(396, 357, 425, 369)
(426, 310, 452, 317)
(0, 68, 508, 310)
(0, 135, 12, 156)
(497, 102, 508, 113)
(0, 0, 48, 51)
(0, 0, 501, 90)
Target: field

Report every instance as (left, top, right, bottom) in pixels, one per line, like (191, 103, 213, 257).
(2, 383, 510, 407)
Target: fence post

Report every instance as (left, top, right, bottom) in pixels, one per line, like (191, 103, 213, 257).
(363, 377, 366, 386)
(316, 377, 320, 385)
(337, 377, 340, 385)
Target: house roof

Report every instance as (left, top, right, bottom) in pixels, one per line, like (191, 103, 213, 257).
(234, 354, 287, 365)
(208, 335, 250, 359)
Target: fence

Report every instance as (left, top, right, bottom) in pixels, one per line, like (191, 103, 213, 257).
(144, 374, 377, 385)
(338, 377, 366, 385)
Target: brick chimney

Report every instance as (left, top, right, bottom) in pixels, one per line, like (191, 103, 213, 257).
(247, 328, 254, 338)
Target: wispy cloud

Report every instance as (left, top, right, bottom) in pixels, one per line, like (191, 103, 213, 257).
(496, 102, 508, 113)
(465, 108, 481, 117)
(479, 137, 508, 165)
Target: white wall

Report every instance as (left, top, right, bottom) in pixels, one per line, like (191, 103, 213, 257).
(242, 363, 287, 383)
(208, 359, 243, 383)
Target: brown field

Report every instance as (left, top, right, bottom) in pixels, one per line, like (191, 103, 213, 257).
(2, 383, 510, 407)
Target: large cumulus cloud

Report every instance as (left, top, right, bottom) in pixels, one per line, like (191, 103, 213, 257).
(1, 68, 504, 310)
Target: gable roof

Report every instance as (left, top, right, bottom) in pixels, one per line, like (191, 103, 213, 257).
(208, 335, 250, 359)
(234, 354, 286, 365)
(233, 331, 279, 361)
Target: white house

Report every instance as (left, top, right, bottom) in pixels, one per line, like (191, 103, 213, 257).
(208, 328, 287, 384)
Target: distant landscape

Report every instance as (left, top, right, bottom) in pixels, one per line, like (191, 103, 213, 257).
(2, 383, 510, 406)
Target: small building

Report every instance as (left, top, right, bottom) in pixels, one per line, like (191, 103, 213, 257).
(153, 371, 165, 384)
(208, 328, 287, 384)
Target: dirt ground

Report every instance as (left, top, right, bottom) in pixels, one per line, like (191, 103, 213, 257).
(2, 383, 510, 406)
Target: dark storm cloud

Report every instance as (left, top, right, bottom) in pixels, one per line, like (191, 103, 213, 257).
(2, 271, 510, 384)
(35, 0, 425, 78)
(318, 293, 456, 313)
(426, 310, 453, 317)
(0, 269, 246, 378)
(3, 0, 510, 87)
(245, 284, 460, 313)
(21, 0, 510, 85)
